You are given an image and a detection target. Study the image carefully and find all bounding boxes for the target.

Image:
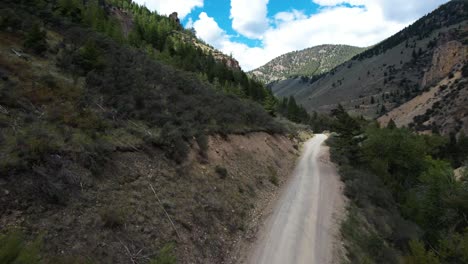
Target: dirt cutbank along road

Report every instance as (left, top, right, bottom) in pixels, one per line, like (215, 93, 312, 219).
(247, 134, 345, 264)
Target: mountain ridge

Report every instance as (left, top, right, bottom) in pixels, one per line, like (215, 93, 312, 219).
(270, 0, 468, 134)
(248, 44, 366, 84)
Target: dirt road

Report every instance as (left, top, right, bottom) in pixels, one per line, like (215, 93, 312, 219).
(246, 134, 345, 264)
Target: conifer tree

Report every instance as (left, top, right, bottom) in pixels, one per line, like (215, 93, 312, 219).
(23, 23, 47, 55)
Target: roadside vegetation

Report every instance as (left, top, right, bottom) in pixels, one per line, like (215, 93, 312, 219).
(328, 106, 468, 263)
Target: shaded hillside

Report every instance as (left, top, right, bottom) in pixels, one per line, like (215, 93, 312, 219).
(249, 44, 365, 84)
(271, 0, 468, 134)
(0, 0, 306, 263)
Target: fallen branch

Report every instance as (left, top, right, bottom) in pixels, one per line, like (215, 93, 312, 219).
(118, 239, 136, 264)
(0, 105, 9, 115)
(129, 120, 153, 136)
(11, 48, 22, 57)
(149, 183, 182, 240)
(11, 48, 29, 60)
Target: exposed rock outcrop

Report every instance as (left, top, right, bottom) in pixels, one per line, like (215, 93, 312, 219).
(169, 12, 180, 24)
(422, 38, 466, 88)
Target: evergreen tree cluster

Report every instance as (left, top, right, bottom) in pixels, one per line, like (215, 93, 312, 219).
(328, 109, 468, 264)
(23, 23, 47, 54)
(71, 0, 277, 116)
(277, 96, 310, 123)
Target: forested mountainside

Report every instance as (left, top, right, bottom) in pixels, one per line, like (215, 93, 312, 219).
(271, 0, 468, 135)
(0, 0, 309, 262)
(249, 44, 365, 84)
(329, 107, 468, 264)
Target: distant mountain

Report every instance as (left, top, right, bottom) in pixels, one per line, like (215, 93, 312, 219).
(249, 44, 366, 84)
(271, 0, 468, 134)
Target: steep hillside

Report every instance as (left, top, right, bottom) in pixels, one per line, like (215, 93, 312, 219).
(249, 44, 365, 84)
(271, 0, 468, 134)
(0, 0, 306, 263)
(379, 68, 468, 134)
(109, 5, 241, 71)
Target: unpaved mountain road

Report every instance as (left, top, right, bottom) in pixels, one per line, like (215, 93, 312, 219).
(246, 134, 345, 264)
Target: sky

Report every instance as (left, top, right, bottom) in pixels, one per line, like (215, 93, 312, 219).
(133, 0, 450, 71)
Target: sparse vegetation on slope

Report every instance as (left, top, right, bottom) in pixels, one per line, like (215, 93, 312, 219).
(249, 44, 365, 84)
(379, 70, 468, 135)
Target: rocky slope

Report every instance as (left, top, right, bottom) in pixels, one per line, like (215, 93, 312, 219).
(379, 69, 468, 134)
(249, 44, 365, 84)
(270, 0, 468, 134)
(1, 129, 301, 263)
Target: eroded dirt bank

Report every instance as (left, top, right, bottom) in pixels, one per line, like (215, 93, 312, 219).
(1, 132, 301, 263)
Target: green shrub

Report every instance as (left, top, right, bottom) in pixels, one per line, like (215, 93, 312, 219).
(269, 174, 279, 186)
(215, 165, 228, 179)
(404, 240, 440, 264)
(196, 133, 209, 158)
(0, 230, 42, 264)
(74, 40, 105, 73)
(150, 243, 176, 264)
(462, 64, 468, 78)
(23, 23, 48, 55)
(99, 207, 125, 229)
(268, 166, 279, 186)
(0, 8, 21, 30)
(1, 123, 65, 171)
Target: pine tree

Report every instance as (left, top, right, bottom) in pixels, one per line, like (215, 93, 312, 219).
(380, 104, 387, 114)
(412, 49, 418, 60)
(76, 40, 104, 72)
(287, 96, 299, 122)
(387, 119, 397, 129)
(23, 23, 47, 55)
(263, 92, 277, 116)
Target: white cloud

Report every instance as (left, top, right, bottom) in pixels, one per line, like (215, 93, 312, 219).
(185, 17, 194, 29)
(376, 0, 448, 22)
(194, 0, 449, 70)
(193, 12, 227, 46)
(194, 12, 270, 70)
(312, 0, 449, 23)
(274, 10, 307, 24)
(230, 0, 270, 39)
(132, 0, 203, 19)
(312, 0, 348, 5)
